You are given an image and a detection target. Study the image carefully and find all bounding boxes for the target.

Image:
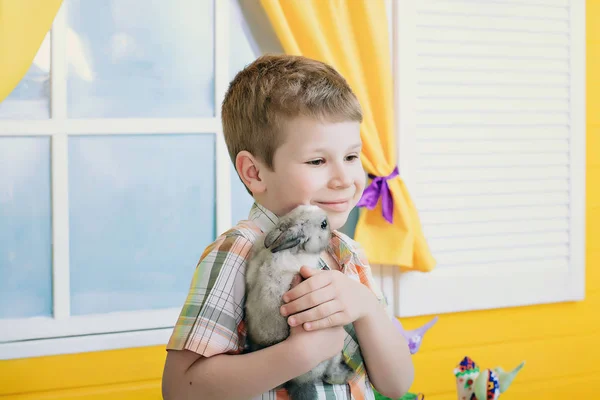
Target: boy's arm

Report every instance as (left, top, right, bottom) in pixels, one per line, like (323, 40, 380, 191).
(162, 324, 346, 400)
(351, 247, 415, 397)
(162, 342, 301, 400)
(353, 292, 414, 399)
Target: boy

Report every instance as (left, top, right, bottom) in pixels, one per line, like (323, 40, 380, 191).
(161, 54, 414, 400)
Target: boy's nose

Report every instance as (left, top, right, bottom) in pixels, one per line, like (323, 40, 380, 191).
(329, 166, 353, 189)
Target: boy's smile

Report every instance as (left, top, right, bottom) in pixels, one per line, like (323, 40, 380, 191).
(314, 200, 351, 213)
(256, 116, 366, 231)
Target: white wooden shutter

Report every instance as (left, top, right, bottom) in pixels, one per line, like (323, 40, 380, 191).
(381, 0, 586, 317)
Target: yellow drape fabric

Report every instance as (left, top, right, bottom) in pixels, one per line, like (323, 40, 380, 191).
(0, 0, 63, 103)
(260, 0, 435, 271)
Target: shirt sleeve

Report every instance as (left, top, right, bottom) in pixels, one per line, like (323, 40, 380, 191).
(166, 233, 253, 357)
(351, 239, 393, 318)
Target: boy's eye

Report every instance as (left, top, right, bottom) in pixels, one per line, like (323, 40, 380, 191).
(346, 154, 359, 162)
(306, 159, 325, 166)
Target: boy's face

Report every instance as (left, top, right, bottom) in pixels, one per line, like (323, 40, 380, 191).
(257, 116, 366, 231)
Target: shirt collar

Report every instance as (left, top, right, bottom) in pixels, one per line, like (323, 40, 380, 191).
(248, 202, 279, 233)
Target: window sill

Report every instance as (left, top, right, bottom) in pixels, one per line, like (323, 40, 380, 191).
(0, 328, 172, 360)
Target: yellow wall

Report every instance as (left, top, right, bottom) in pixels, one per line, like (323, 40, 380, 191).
(1, 3, 598, 399)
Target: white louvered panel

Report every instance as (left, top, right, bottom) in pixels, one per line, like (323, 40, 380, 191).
(417, 84, 569, 100)
(434, 244, 569, 266)
(423, 218, 569, 238)
(417, 179, 569, 196)
(412, 0, 571, 268)
(418, 57, 569, 74)
(419, 42, 569, 59)
(417, 139, 569, 153)
(420, 205, 569, 224)
(418, 2, 569, 18)
(418, 166, 570, 182)
(428, 231, 569, 252)
(416, 112, 569, 126)
(418, 127, 569, 140)
(417, 99, 570, 113)
(416, 28, 570, 47)
(419, 153, 569, 168)
(449, 259, 570, 274)
(424, 0, 569, 7)
(419, 71, 569, 86)
(416, 14, 568, 33)
(393, 0, 584, 317)
(419, 192, 569, 210)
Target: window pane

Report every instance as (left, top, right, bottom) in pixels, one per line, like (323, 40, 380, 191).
(68, 134, 215, 315)
(66, 0, 215, 118)
(0, 137, 52, 318)
(229, 0, 258, 82)
(231, 167, 254, 225)
(0, 33, 51, 120)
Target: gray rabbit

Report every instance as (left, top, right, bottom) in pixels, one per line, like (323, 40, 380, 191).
(245, 205, 354, 400)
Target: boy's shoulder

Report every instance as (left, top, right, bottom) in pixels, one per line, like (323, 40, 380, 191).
(224, 218, 264, 243)
(198, 218, 264, 262)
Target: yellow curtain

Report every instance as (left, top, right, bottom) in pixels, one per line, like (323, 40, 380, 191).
(0, 0, 63, 103)
(259, 0, 435, 271)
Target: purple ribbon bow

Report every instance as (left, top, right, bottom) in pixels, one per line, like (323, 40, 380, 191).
(356, 166, 399, 224)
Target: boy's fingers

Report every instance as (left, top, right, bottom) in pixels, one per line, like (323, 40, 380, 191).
(303, 312, 346, 331)
(289, 273, 303, 289)
(286, 299, 342, 327)
(299, 265, 320, 279)
(281, 285, 335, 318)
(288, 324, 305, 337)
(283, 272, 331, 303)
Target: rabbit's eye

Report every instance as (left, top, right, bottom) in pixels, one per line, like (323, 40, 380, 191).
(321, 220, 328, 230)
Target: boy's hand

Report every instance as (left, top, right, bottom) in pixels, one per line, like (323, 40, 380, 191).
(280, 266, 377, 331)
(285, 272, 345, 366)
(287, 323, 346, 366)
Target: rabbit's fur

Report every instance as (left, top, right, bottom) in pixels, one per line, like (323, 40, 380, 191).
(245, 205, 354, 400)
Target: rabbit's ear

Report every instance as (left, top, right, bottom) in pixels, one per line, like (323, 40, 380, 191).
(265, 228, 302, 253)
(264, 227, 283, 249)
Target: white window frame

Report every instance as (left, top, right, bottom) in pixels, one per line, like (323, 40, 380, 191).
(377, 0, 586, 318)
(0, 0, 238, 360)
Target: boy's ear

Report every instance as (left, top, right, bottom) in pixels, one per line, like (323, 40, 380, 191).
(235, 151, 267, 194)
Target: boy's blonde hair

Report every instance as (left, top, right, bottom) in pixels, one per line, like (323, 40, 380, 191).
(221, 54, 363, 171)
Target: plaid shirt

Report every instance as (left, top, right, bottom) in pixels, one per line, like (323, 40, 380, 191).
(167, 203, 387, 400)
